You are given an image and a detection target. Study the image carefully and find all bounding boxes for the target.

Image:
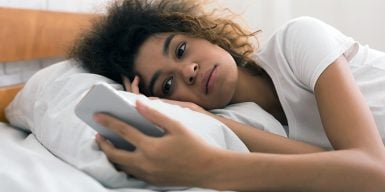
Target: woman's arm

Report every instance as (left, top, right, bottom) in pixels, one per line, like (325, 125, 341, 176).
(161, 99, 325, 154)
(125, 74, 325, 154)
(314, 56, 384, 152)
(201, 56, 385, 191)
(95, 55, 385, 191)
(213, 114, 326, 153)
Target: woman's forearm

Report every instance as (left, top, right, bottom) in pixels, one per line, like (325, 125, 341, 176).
(202, 149, 385, 192)
(159, 99, 323, 153)
(213, 115, 325, 153)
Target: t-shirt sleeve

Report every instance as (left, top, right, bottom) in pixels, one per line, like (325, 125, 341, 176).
(282, 16, 358, 91)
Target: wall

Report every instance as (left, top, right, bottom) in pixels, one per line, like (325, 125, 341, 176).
(215, 0, 385, 51)
(0, 0, 110, 86)
(1, 0, 384, 86)
(0, 0, 109, 13)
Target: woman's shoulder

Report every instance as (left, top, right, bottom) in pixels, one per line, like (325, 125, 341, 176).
(265, 16, 343, 48)
(277, 16, 328, 36)
(259, 16, 329, 51)
(285, 16, 323, 26)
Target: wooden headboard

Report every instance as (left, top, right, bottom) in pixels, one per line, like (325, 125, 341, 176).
(0, 7, 98, 122)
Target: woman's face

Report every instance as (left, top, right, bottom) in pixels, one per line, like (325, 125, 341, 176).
(134, 33, 238, 109)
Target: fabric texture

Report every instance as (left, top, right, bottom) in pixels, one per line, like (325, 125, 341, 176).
(5, 60, 285, 188)
(211, 102, 287, 137)
(0, 122, 217, 192)
(255, 16, 385, 148)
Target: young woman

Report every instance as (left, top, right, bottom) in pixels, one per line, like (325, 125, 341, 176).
(70, 0, 385, 191)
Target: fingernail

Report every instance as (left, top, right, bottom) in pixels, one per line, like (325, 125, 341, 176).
(136, 99, 146, 109)
(95, 133, 104, 142)
(93, 113, 103, 122)
(95, 134, 100, 142)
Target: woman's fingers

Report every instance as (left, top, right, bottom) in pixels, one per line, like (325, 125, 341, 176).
(122, 76, 132, 92)
(95, 133, 135, 165)
(160, 99, 196, 109)
(159, 99, 209, 115)
(135, 99, 186, 135)
(131, 76, 140, 94)
(93, 113, 148, 148)
(122, 76, 140, 94)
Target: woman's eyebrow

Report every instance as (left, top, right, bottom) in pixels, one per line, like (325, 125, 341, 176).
(163, 34, 176, 56)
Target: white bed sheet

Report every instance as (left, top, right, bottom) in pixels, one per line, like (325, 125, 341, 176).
(5, 60, 287, 190)
(0, 123, 215, 192)
(2, 60, 286, 191)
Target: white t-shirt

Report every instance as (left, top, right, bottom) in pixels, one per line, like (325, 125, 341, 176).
(254, 16, 385, 149)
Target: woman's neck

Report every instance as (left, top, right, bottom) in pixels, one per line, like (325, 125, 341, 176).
(231, 67, 287, 125)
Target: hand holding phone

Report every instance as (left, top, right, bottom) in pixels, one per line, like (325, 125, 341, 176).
(75, 83, 164, 151)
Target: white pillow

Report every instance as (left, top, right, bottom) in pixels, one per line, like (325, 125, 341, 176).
(6, 60, 285, 188)
(211, 102, 287, 137)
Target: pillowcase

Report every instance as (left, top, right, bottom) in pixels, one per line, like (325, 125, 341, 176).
(211, 102, 287, 137)
(6, 60, 285, 188)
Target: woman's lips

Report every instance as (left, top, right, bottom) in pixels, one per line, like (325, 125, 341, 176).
(201, 65, 217, 95)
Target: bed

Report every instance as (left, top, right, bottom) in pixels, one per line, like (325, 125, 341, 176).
(0, 7, 96, 122)
(0, 7, 286, 192)
(0, 7, 116, 192)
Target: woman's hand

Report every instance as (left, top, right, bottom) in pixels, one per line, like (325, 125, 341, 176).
(159, 99, 213, 116)
(94, 100, 223, 186)
(122, 76, 140, 94)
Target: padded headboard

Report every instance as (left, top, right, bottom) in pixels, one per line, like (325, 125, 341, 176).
(0, 7, 97, 122)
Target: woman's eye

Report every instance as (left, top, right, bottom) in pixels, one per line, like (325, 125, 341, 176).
(175, 42, 186, 59)
(162, 76, 174, 95)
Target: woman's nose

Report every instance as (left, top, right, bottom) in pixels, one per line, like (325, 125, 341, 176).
(182, 63, 199, 85)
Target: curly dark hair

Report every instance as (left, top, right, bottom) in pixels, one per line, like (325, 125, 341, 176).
(69, 0, 260, 87)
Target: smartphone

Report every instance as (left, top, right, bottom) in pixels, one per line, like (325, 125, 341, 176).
(75, 82, 164, 151)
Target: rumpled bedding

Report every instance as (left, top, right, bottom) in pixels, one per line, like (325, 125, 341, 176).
(4, 60, 286, 191)
(0, 122, 215, 192)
